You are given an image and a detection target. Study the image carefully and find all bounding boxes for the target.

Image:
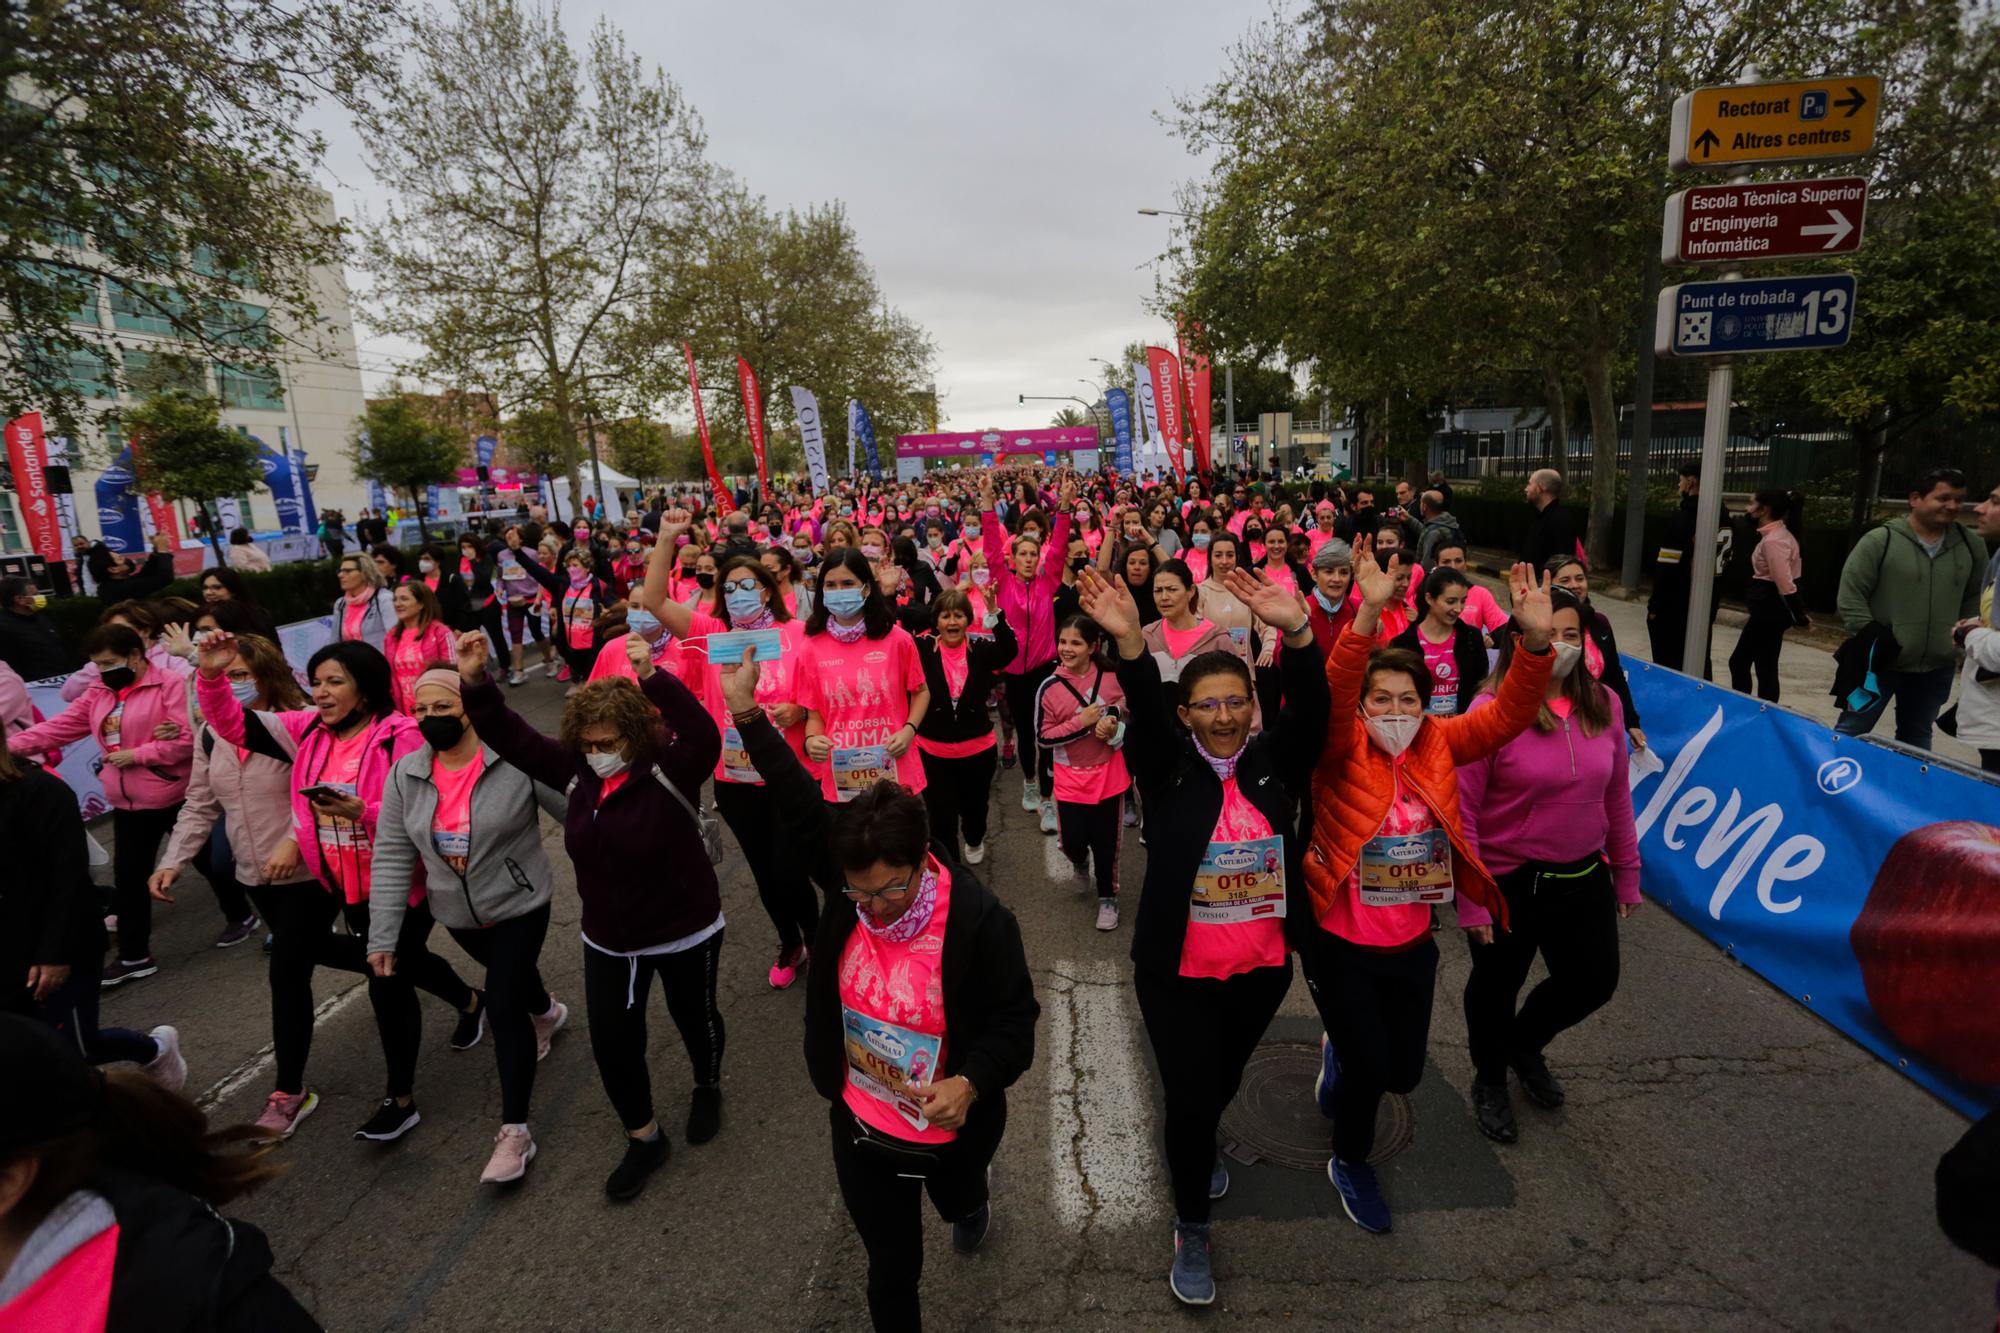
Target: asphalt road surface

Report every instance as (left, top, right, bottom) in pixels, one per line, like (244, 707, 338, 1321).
(95, 657, 1991, 1332)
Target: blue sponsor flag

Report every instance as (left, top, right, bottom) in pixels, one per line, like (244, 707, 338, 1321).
(251, 437, 307, 534)
(851, 400, 883, 482)
(1105, 387, 1135, 475)
(289, 446, 319, 534)
(475, 434, 498, 469)
(93, 447, 146, 553)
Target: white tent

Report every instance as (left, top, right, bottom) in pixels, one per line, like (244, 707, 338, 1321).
(548, 461, 645, 527)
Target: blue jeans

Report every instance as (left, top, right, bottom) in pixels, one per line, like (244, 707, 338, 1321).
(1835, 663, 1955, 750)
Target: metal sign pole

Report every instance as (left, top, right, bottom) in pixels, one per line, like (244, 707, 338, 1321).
(1681, 355, 1732, 674)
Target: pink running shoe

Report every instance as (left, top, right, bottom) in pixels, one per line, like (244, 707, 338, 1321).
(768, 943, 808, 990)
(533, 998, 569, 1062)
(254, 1089, 319, 1140)
(480, 1125, 537, 1184)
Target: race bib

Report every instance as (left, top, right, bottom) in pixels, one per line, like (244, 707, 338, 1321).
(313, 782, 368, 851)
(720, 725, 759, 783)
(1359, 828, 1454, 906)
(1191, 834, 1287, 924)
(431, 829, 469, 874)
(100, 702, 124, 748)
(1227, 627, 1250, 652)
(831, 745, 892, 802)
(841, 1006, 942, 1131)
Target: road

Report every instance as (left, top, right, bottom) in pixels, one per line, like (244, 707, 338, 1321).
(96, 649, 1991, 1332)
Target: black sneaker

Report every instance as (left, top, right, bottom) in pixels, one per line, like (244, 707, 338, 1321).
(604, 1131, 670, 1201)
(1471, 1079, 1518, 1143)
(951, 1202, 991, 1254)
(100, 957, 158, 988)
(450, 990, 487, 1051)
(1511, 1053, 1566, 1109)
(686, 1085, 722, 1145)
(354, 1098, 421, 1142)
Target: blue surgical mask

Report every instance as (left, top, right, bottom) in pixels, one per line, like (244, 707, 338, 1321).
(823, 588, 867, 619)
(1192, 532, 1212, 549)
(725, 588, 764, 621)
(626, 607, 663, 640)
(230, 679, 260, 704)
(963, 524, 980, 539)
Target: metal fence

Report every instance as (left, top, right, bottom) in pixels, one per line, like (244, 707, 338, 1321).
(1437, 431, 1830, 493)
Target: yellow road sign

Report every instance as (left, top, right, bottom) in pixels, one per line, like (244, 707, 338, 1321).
(1671, 75, 1880, 171)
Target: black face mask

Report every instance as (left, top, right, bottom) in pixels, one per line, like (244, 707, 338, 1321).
(696, 572, 716, 589)
(100, 665, 137, 691)
(418, 714, 466, 751)
(1070, 557, 1089, 573)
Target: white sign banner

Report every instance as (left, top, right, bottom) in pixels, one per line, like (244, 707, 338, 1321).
(1132, 362, 1162, 450)
(790, 386, 829, 494)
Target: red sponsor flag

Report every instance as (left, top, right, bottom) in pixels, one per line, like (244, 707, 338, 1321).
(683, 342, 733, 516)
(4, 413, 64, 563)
(1177, 318, 1213, 479)
(120, 421, 183, 545)
(737, 355, 768, 502)
(1145, 347, 1187, 483)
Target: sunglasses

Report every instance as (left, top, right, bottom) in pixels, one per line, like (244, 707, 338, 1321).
(722, 578, 761, 595)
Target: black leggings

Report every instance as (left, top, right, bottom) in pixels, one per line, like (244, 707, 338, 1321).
(714, 782, 821, 954)
(1300, 928, 1438, 1165)
(920, 747, 998, 857)
(25, 969, 156, 1066)
(1727, 581, 1791, 702)
(557, 639, 596, 682)
(191, 827, 255, 926)
(447, 904, 552, 1124)
(1135, 962, 1291, 1224)
(470, 600, 512, 672)
(1464, 861, 1620, 1086)
(110, 803, 182, 961)
(1253, 641, 1284, 729)
(581, 929, 726, 1132)
(1056, 792, 1124, 898)
(1001, 661, 1056, 795)
(828, 1097, 1006, 1333)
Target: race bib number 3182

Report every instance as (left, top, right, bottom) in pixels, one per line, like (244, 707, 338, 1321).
(1191, 834, 1286, 924)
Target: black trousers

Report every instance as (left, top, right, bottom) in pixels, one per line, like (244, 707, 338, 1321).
(23, 969, 156, 1066)
(1001, 661, 1056, 795)
(1055, 792, 1123, 898)
(714, 782, 821, 953)
(1647, 597, 1715, 680)
(920, 747, 998, 857)
(1135, 962, 1291, 1224)
(828, 1096, 1006, 1333)
(1300, 928, 1438, 1165)
(470, 600, 513, 672)
(1728, 581, 1791, 702)
(557, 639, 596, 682)
(251, 884, 359, 1095)
(1464, 861, 1621, 1086)
(581, 929, 726, 1132)
(108, 803, 182, 962)
(190, 827, 255, 926)
(447, 904, 552, 1124)
(1254, 647, 1284, 728)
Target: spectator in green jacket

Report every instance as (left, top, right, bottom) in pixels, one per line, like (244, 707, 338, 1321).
(1835, 466, 1985, 749)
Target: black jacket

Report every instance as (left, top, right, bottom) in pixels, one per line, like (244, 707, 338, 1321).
(913, 618, 1018, 747)
(1649, 494, 1699, 611)
(1113, 639, 1330, 975)
(0, 766, 99, 985)
(1389, 620, 1489, 717)
(735, 710, 1038, 1119)
(0, 609, 76, 682)
(1584, 607, 1642, 730)
(1524, 501, 1580, 572)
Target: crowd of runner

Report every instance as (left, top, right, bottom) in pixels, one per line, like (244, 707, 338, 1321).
(2, 462, 1685, 1326)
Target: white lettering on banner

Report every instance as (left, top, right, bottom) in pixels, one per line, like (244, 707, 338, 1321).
(1634, 704, 1824, 919)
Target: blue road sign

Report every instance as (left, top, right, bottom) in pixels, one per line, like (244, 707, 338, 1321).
(1655, 274, 1857, 357)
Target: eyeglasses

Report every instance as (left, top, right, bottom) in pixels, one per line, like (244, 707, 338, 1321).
(722, 578, 760, 595)
(577, 736, 624, 754)
(843, 867, 919, 905)
(1185, 696, 1252, 716)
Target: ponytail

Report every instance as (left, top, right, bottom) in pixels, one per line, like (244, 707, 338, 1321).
(1754, 488, 1807, 543)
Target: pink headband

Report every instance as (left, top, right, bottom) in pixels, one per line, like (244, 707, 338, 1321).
(414, 668, 462, 697)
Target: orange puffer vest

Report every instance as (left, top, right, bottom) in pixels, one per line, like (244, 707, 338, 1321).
(1305, 625, 1556, 933)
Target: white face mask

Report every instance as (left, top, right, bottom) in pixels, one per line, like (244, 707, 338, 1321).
(586, 749, 629, 779)
(1362, 711, 1423, 758)
(1550, 641, 1583, 680)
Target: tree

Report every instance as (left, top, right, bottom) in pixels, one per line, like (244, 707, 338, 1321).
(0, 0, 396, 443)
(350, 392, 466, 527)
(356, 0, 710, 505)
(498, 405, 574, 521)
(121, 391, 264, 569)
(1050, 406, 1088, 428)
(605, 416, 671, 482)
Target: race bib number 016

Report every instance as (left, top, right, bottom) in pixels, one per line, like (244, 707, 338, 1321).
(719, 726, 759, 783)
(841, 1006, 942, 1131)
(1191, 834, 1286, 924)
(1359, 828, 1454, 906)
(831, 745, 892, 802)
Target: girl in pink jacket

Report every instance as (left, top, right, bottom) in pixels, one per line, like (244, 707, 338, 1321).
(1035, 615, 1130, 932)
(979, 472, 1074, 829)
(9, 624, 191, 987)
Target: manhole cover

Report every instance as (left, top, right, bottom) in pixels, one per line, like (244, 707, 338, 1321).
(1218, 1039, 1413, 1170)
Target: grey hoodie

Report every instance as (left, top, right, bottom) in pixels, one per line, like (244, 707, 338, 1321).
(368, 742, 560, 953)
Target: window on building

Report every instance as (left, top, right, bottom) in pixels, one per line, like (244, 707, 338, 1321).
(108, 281, 189, 337)
(203, 300, 270, 350)
(191, 244, 260, 291)
(216, 361, 284, 411)
(122, 347, 208, 398)
(17, 338, 117, 400)
(26, 263, 101, 326)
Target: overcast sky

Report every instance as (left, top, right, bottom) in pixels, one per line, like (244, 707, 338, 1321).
(307, 0, 1258, 435)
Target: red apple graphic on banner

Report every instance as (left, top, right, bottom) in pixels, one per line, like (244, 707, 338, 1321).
(1849, 821, 2000, 1085)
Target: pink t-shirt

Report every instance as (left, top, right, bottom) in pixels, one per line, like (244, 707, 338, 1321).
(559, 579, 597, 649)
(686, 611, 815, 785)
(587, 631, 687, 688)
(798, 626, 928, 799)
(385, 621, 456, 715)
(1160, 619, 1213, 662)
(839, 859, 954, 1144)
(429, 750, 484, 876)
(1180, 778, 1287, 979)
(341, 595, 370, 642)
(1461, 583, 1508, 635)
(313, 729, 373, 900)
(1319, 775, 1441, 950)
(1418, 630, 1460, 715)
(916, 641, 996, 761)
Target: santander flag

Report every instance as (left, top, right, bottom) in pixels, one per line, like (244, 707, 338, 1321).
(1145, 347, 1187, 483)
(737, 356, 768, 500)
(4, 413, 64, 563)
(1177, 320, 1213, 479)
(683, 343, 733, 515)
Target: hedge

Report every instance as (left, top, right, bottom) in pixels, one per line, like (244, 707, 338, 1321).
(46, 559, 344, 655)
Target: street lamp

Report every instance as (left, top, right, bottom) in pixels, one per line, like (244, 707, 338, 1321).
(1136, 208, 1193, 218)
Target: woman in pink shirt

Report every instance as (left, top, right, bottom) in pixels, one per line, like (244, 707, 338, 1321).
(1727, 488, 1808, 702)
(332, 553, 396, 644)
(384, 580, 456, 715)
(798, 549, 932, 807)
(977, 472, 1073, 830)
(1430, 542, 1511, 637)
(1034, 616, 1130, 932)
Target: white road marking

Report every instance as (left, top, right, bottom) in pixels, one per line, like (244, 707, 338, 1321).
(196, 980, 370, 1110)
(1046, 958, 1163, 1229)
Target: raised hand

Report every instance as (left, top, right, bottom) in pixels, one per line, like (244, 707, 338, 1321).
(162, 622, 197, 662)
(1508, 563, 1554, 649)
(1351, 535, 1399, 609)
(195, 629, 238, 679)
(720, 646, 760, 714)
(624, 630, 654, 678)
(1076, 567, 1144, 658)
(1222, 567, 1307, 632)
(455, 629, 490, 681)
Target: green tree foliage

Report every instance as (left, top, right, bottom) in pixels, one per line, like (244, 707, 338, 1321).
(0, 0, 397, 441)
(498, 405, 575, 520)
(121, 390, 264, 566)
(355, 0, 710, 505)
(1050, 406, 1088, 428)
(605, 416, 672, 481)
(349, 391, 466, 525)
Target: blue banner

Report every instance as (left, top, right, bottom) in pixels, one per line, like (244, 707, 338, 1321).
(851, 401, 883, 482)
(93, 447, 145, 554)
(288, 443, 319, 535)
(426, 483, 442, 519)
(250, 436, 308, 535)
(1624, 657, 2000, 1117)
(475, 434, 498, 469)
(1105, 387, 1134, 476)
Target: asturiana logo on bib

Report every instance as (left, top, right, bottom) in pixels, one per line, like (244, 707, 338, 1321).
(864, 1028, 908, 1061)
(1212, 847, 1258, 872)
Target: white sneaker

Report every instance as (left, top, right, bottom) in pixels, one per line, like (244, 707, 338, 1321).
(532, 998, 569, 1062)
(508, 669, 527, 687)
(962, 841, 986, 866)
(1123, 801, 1139, 828)
(143, 1025, 187, 1092)
(1039, 801, 1058, 835)
(480, 1124, 536, 1184)
(1021, 780, 1039, 812)
(544, 659, 560, 679)
(1095, 898, 1120, 932)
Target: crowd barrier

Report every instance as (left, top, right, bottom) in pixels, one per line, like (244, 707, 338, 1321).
(1624, 656, 2000, 1119)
